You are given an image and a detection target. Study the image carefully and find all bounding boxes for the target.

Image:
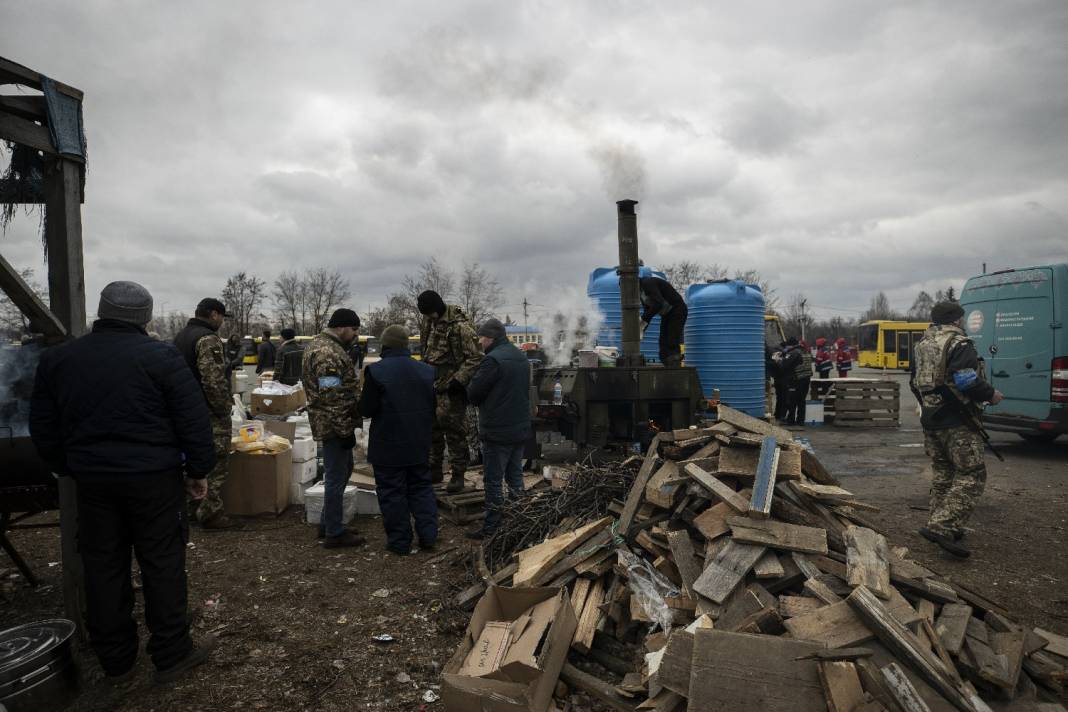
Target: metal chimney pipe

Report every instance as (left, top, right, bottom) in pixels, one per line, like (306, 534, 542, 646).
(616, 199, 644, 366)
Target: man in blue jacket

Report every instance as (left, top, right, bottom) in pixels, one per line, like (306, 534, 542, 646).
(465, 318, 531, 539)
(357, 324, 438, 555)
(30, 281, 217, 684)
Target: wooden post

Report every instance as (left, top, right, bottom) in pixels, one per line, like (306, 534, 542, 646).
(45, 156, 87, 633)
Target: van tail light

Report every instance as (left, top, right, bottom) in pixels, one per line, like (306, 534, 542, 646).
(1053, 357, 1068, 403)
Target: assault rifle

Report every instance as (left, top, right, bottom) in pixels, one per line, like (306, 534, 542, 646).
(933, 385, 1005, 462)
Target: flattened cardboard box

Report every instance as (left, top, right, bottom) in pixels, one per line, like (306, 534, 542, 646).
(443, 586, 577, 712)
(223, 448, 292, 516)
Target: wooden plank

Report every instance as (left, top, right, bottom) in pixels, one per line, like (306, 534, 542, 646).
(748, 436, 780, 519)
(819, 660, 867, 712)
(780, 595, 825, 619)
(801, 448, 840, 486)
(619, 436, 663, 535)
(688, 628, 826, 712)
(691, 540, 766, 604)
(728, 516, 829, 555)
(990, 630, 1026, 692)
(718, 444, 802, 480)
(753, 550, 785, 579)
(684, 463, 749, 512)
(654, 630, 693, 697)
(882, 661, 934, 712)
(666, 530, 701, 601)
(845, 526, 892, 600)
(0, 94, 47, 121)
(0, 56, 84, 99)
(846, 586, 977, 712)
(935, 604, 973, 656)
(571, 577, 592, 616)
(963, 634, 1009, 690)
(561, 663, 640, 712)
(572, 577, 606, 654)
(646, 460, 682, 509)
(804, 577, 844, 605)
(716, 404, 793, 442)
(0, 110, 57, 155)
(784, 589, 922, 648)
(1035, 628, 1068, 660)
(0, 252, 67, 337)
(692, 501, 732, 540)
(514, 517, 612, 587)
(792, 551, 823, 580)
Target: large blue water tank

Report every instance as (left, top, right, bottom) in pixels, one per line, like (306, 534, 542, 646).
(684, 281, 766, 416)
(588, 267, 666, 362)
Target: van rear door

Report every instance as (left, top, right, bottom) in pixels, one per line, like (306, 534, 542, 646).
(973, 269, 1055, 419)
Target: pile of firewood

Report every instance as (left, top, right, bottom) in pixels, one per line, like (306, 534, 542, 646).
(455, 405, 1068, 712)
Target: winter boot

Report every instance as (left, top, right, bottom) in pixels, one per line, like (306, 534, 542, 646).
(446, 471, 466, 493)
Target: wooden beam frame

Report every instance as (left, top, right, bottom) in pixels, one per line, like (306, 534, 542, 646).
(0, 95, 47, 121)
(0, 56, 83, 100)
(0, 252, 66, 337)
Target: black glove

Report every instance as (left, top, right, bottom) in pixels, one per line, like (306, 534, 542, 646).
(338, 434, 357, 450)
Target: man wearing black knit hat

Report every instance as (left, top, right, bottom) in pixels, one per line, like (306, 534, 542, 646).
(910, 301, 1003, 558)
(417, 290, 483, 493)
(303, 308, 366, 548)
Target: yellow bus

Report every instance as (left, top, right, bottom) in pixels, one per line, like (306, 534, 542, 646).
(857, 320, 930, 370)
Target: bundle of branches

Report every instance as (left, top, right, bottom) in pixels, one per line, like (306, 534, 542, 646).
(481, 458, 641, 573)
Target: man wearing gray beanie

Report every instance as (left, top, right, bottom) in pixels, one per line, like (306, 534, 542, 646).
(31, 280, 217, 683)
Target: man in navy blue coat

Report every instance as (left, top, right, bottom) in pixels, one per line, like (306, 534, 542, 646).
(357, 324, 438, 555)
(30, 281, 217, 684)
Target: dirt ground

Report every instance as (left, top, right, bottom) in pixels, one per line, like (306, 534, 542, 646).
(2, 367, 1066, 711)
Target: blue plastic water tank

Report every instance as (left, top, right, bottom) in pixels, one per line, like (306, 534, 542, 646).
(588, 267, 666, 362)
(684, 281, 766, 416)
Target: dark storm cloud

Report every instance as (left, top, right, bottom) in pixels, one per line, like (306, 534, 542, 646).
(2, 0, 1066, 323)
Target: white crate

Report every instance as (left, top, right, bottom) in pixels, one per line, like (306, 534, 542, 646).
(291, 436, 316, 463)
(354, 487, 380, 516)
(291, 458, 317, 484)
(233, 372, 250, 394)
(304, 483, 359, 525)
(289, 481, 315, 505)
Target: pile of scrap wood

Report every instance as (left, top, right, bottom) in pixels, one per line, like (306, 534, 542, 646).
(457, 405, 1068, 712)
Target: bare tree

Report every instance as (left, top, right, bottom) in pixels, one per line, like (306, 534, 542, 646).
(457, 261, 504, 326)
(304, 267, 352, 333)
(221, 272, 267, 337)
(0, 267, 46, 342)
(397, 258, 457, 326)
(733, 269, 778, 311)
(272, 270, 310, 334)
(660, 261, 728, 292)
(148, 311, 190, 341)
(862, 291, 901, 322)
(907, 290, 935, 321)
(782, 293, 813, 341)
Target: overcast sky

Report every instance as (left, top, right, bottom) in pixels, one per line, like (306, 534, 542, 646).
(2, 0, 1066, 324)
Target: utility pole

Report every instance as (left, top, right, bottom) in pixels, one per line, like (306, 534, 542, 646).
(523, 298, 529, 342)
(799, 298, 807, 342)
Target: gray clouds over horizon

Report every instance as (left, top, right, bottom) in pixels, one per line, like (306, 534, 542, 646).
(2, 0, 1066, 322)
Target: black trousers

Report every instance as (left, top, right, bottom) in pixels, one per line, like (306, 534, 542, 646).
(373, 463, 438, 552)
(76, 472, 193, 675)
(773, 378, 790, 420)
(659, 305, 688, 364)
(786, 379, 811, 425)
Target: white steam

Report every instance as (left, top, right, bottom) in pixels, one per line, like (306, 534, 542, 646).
(527, 286, 604, 367)
(588, 139, 647, 201)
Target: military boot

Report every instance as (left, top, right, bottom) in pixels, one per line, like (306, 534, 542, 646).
(430, 467, 444, 485)
(446, 471, 465, 493)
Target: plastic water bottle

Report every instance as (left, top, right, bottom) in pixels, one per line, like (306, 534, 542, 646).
(553, 380, 563, 405)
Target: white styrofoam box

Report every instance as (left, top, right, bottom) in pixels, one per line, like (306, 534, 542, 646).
(289, 481, 315, 505)
(233, 372, 249, 394)
(291, 458, 317, 484)
(304, 483, 358, 525)
(291, 436, 316, 463)
(354, 487, 380, 516)
(805, 401, 824, 425)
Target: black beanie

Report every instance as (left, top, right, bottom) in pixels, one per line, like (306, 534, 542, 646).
(327, 308, 360, 328)
(281, 328, 296, 340)
(417, 290, 446, 316)
(930, 301, 964, 325)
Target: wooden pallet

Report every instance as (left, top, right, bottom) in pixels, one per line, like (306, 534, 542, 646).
(824, 380, 900, 428)
(434, 485, 486, 525)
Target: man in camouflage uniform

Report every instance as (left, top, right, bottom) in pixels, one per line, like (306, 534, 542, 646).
(910, 301, 1003, 558)
(303, 308, 365, 548)
(417, 290, 483, 493)
(174, 298, 237, 530)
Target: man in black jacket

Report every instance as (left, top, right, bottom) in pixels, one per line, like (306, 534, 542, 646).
(30, 281, 216, 684)
(357, 325, 438, 555)
(638, 270, 688, 367)
(465, 318, 531, 539)
(255, 329, 276, 375)
(273, 327, 304, 385)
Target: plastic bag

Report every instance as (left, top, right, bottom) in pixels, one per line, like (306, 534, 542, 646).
(263, 434, 292, 453)
(616, 548, 679, 632)
(236, 421, 264, 443)
(252, 381, 300, 396)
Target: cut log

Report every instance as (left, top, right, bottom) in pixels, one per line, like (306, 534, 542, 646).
(728, 516, 829, 555)
(845, 526, 893, 600)
(819, 660, 867, 712)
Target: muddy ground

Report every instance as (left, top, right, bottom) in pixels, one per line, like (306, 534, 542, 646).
(2, 367, 1066, 711)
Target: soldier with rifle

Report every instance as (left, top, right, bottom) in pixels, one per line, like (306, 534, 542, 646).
(910, 301, 1003, 558)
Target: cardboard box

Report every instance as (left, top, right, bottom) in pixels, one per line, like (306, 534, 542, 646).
(443, 586, 577, 712)
(223, 449, 292, 516)
(262, 419, 297, 442)
(250, 386, 307, 416)
(291, 458, 317, 484)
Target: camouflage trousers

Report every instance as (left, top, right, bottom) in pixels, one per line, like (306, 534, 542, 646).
(924, 425, 987, 537)
(431, 392, 469, 477)
(465, 406, 481, 464)
(191, 418, 231, 523)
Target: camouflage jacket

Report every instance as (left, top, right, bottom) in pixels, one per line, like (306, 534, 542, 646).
(420, 304, 483, 392)
(302, 331, 361, 441)
(195, 333, 232, 420)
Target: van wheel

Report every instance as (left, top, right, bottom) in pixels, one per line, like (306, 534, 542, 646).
(1019, 432, 1060, 443)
